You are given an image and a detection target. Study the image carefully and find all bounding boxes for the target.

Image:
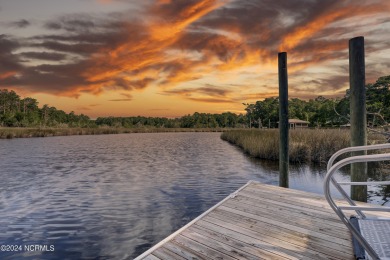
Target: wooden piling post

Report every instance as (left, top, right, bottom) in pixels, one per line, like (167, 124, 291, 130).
(349, 36, 367, 202)
(278, 52, 289, 188)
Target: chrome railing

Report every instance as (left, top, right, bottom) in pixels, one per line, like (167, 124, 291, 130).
(324, 143, 390, 260)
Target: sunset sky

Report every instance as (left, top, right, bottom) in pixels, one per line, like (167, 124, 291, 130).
(0, 0, 389, 118)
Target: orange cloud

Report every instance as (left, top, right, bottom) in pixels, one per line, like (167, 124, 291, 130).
(279, 3, 387, 52)
(81, 0, 227, 94)
(150, 0, 226, 41)
(0, 71, 17, 80)
(288, 39, 347, 73)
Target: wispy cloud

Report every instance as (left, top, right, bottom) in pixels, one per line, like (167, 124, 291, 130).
(187, 97, 235, 103)
(7, 19, 31, 28)
(162, 84, 237, 103)
(107, 92, 133, 102)
(164, 85, 232, 97)
(120, 93, 132, 99)
(150, 108, 170, 111)
(108, 98, 132, 101)
(20, 51, 67, 61)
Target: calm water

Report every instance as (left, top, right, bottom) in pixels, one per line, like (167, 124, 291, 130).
(0, 132, 387, 259)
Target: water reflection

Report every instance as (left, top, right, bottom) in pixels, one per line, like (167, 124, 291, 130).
(0, 132, 388, 259)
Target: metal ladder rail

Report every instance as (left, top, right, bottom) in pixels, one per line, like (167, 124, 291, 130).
(326, 143, 390, 219)
(324, 152, 390, 260)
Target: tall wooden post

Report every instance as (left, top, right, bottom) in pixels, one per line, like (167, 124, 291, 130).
(278, 52, 289, 188)
(349, 36, 367, 202)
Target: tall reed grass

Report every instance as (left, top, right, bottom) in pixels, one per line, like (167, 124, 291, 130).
(221, 129, 387, 164)
(0, 127, 227, 139)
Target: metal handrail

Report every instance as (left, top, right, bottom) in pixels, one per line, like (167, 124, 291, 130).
(326, 143, 390, 219)
(326, 143, 390, 172)
(338, 181, 390, 185)
(324, 148, 390, 260)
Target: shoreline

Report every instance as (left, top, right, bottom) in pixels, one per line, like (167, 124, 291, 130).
(0, 127, 230, 139)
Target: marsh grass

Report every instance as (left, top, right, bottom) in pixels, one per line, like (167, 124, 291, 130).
(221, 129, 387, 164)
(0, 127, 227, 139)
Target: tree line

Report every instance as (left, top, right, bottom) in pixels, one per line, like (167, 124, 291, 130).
(244, 75, 390, 128)
(1, 75, 388, 129)
(93, 112, 247, 128)
(0, 89, 246, 128)
(0, 90, 92, 128)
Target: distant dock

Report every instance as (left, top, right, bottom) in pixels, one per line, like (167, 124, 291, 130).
(135, 181, 387, 260)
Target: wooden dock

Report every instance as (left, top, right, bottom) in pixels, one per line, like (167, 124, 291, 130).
(135, 181, 388, 260)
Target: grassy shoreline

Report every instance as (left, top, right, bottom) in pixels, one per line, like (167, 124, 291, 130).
(0, 127, 228, 139)
(221, 129, 387, 164)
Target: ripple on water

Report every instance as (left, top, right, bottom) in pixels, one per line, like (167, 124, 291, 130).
(0, 132, 386, 259)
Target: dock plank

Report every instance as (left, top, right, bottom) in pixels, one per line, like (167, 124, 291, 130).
(142, 254, 160, 260)
(217, 205, 352, 248)
(207, 209, 349, 260)
(135, 181, 385, 260)
(181, 228, 259, 260)
(244, 186, 343, 213)
(163, 240, 206, 259)
(153, 246, 186, 260)
(238, 189, 345, 220)
(173, 234, 238, 260)
(222, 199, 350, 239)
(186, 225, 264, 260)
(224, 194, 346, 227)
(195, 219, 301, 260)
(202, 215, 332, 260)
(208, 208, 352, 259)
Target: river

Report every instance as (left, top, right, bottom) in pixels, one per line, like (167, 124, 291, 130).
(0, 132, 387, 259)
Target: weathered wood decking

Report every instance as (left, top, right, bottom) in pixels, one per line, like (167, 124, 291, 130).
(136, 181, 387, 260)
